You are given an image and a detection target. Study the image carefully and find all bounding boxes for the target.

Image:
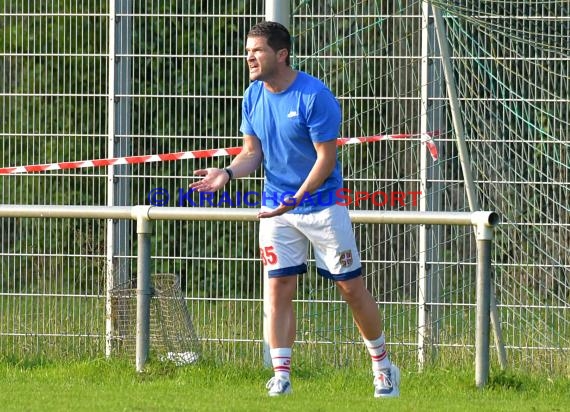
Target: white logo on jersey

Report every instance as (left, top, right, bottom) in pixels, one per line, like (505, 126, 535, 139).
(287, 110, 298, 118)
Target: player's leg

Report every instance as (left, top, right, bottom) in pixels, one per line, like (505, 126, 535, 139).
(267, 276, 297, 349)
(335, 275, 382, 339)
(265, 275, 296, 396)
(336, 276, 400, 398)
(305, 204, 400, 398)
(259, 211, 308, 396)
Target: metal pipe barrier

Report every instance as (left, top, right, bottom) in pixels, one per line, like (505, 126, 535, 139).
(0, 205, 499, 387)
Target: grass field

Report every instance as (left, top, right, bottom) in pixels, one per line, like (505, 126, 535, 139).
(1, 356, 568, 411)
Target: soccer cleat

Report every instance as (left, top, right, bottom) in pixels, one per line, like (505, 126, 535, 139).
(266, 377, 292, 397)
(374, 364, 400, 398)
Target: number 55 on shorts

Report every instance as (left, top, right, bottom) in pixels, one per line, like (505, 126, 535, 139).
(259, 246, 278, 266)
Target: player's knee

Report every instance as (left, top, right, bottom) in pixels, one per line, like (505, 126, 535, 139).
(337, 281, 365, 304)
(269, 276, 297, 299)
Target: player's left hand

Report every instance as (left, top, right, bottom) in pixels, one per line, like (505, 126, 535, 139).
(257, 203, 295, 219)
(257, 196, 297, 218)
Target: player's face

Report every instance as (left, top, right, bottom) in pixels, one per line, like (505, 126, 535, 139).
(245, 36, 284, 82)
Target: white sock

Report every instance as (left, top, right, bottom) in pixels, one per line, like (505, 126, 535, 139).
(270, 347, 292, 381)
(363, 333, 391, 377)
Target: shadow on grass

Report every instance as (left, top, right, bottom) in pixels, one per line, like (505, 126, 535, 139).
(486, 370, 525, 391)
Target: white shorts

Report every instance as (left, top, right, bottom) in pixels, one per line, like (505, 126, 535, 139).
(258, 204, 361, 281)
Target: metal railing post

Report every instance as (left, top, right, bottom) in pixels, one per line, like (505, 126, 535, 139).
(266, 0, 290, 28)
(106, 0, 133, 359)
(475, 221, 494, 388)
(135, 211, 152, 372)
(264, 0, 291, 367)
(105, 0, 118, 360)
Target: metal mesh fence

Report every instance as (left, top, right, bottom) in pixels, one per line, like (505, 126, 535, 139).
(431, 0, 570, 369)
(0, 0, 568, 373)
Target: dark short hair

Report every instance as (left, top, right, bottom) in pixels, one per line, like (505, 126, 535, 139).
(247, 21, 291, 66)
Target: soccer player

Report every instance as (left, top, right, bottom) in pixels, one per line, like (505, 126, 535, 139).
(190, 21, 400, 398)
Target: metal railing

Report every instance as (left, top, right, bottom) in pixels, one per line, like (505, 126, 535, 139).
(0, 204, 499, 387)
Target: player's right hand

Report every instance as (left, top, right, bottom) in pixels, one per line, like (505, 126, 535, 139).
(189, 168, 230, 192)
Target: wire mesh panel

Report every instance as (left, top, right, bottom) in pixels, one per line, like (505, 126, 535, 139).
(431, 0, 569, 371)
(116, 0, 267, 363)
(0, 1, 108, 358)
(291, 0, 478, 367)
(0, 216, 107, 358)
(0, 0, 568, 374)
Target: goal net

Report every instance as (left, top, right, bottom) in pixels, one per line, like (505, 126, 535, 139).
(111, 273, 200, 364)
(430, 0, 569, 370)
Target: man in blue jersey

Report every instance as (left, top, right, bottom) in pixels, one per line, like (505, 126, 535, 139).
(190, 21, 400, 398)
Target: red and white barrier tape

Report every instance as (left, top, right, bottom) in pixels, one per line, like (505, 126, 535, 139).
(0, 132, 438, 175)
(338, 133, 439, 161)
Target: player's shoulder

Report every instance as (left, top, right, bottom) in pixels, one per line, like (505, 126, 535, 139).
(293, 72, 338, 106)
(242, 80, 264, 107)
(293, 72, 338, 108)
(295, 71, 330, 91)
(243, 80, 263, 95)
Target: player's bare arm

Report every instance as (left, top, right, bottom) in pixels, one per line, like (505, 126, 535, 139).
(190, 134, 263, 193)
(257, 139, 337, 218)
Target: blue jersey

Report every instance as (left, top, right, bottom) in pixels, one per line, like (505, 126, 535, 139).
(240, 71, 343, 214)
